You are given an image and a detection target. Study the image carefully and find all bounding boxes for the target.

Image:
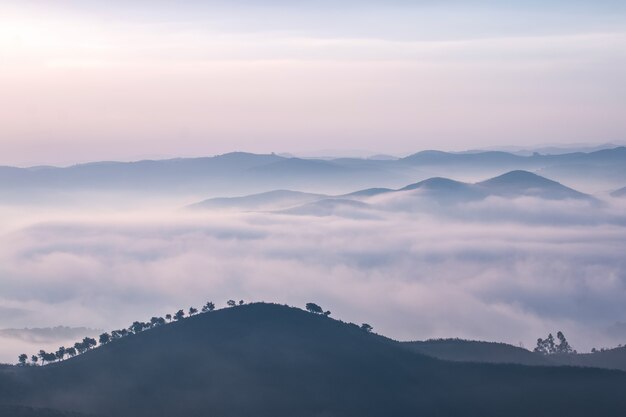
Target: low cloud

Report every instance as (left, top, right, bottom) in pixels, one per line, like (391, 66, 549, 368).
(0, 198, 625, 361)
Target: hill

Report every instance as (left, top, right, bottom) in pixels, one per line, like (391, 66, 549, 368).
(188, 171, 591, 213)
(548, 346, 626, 371)
(187, 190, 326, 211)
(0, 405, 99, 417)
(611, 187, 626, 198)
(403, 339, 626, 372)
(403, 339, 551, 366)
(1, 303, 626, 417)
(477, 170, 591, 200)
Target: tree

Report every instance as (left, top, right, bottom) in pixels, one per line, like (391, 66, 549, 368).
(83, 337, 97, 350)
(556, 331, 573, 354)
(18, 353, 28, 366)
(227, 300, 237, 307)
(189, 307, 198, 316)
(130, 321, 145, 334)
(305, 303, 323, 314)
(202, 302, 215, 312)
(534, 338, 548, 355)
(43, 352, 56, 363)
(545, 333, 556, 354)
(535, 332, 573, 355)
(75, 342, 87, 354)
(361, 323, 373, 333)
(174, 309, 185, 321)
(55, 346, 66, 362)
(238, 300, 245, 306)
(38, 350, 48, 365)
(99, 332, 111, 345)
(150, 317, 165, 327)
(66, 347, 77, 358)
(323, 311, 331, 316)
(31, 355, 38, 366)
(165, 313, 172, 322)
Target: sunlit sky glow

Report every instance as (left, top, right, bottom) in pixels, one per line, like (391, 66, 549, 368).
(1, 0, 625, 165)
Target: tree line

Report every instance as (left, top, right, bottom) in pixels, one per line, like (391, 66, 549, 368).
(17, 300, 224, 366)
(533, 331, 575, 355)
(17, 301, 374, 366)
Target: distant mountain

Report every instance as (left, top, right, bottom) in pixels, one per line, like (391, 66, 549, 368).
(188, 171, 592, 214)
(611, 187, 626, 198)
(187, 190, 326, 211)
(1, 147, 624, 203)
(340, 187, 394, 198)
(477, 170, 591, 200)
(278, 198, 372, 217)
(2, 303, 626, 417)
(401, 150, 526, 167)
(397, 177, 487, 202)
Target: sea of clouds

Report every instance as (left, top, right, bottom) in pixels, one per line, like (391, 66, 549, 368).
(1, 195, 626, 362)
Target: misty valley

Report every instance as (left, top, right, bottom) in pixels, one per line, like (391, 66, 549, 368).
(1, 147, 626, 416)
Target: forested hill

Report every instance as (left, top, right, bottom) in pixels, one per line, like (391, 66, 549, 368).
(1, 303, 626, 417)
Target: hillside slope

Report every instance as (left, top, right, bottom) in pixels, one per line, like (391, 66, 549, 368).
(403, 339, 626, 371)
(1, 304, 626, 417)
(403, 339, 552, 366)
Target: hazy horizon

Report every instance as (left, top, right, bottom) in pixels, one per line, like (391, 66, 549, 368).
(2, 1, 626, 165)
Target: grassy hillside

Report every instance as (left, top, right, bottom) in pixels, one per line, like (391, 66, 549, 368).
(1, 303, 626, 417)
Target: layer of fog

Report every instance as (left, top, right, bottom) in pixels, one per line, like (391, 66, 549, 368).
(1, 196, 625, 362)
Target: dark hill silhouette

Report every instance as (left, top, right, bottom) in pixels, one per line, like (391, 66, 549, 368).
(1, 303, 626, 417)
(0, 405, 99, 417)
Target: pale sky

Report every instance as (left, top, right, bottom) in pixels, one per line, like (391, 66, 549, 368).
(1, 0, 625, 165)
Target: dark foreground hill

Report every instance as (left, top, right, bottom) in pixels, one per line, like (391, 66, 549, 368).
(1, 303, 626, 417)
(0, 405, 99, 417)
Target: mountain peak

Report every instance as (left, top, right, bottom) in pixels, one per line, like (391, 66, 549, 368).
(479, 170, 589, 200)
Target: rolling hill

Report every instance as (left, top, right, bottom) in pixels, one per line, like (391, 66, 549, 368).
(476, 170, 591, 200)
(1, 303, 626, 417)
(188, 171, 592, 213)
(403, 339, 552, 366)
(403, 339, 626, 371)
(187, 190, 325, 211)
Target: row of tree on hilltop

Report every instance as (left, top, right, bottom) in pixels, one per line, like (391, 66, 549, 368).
(18, 300, 230, 366)
(17, 301, 374, 366)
